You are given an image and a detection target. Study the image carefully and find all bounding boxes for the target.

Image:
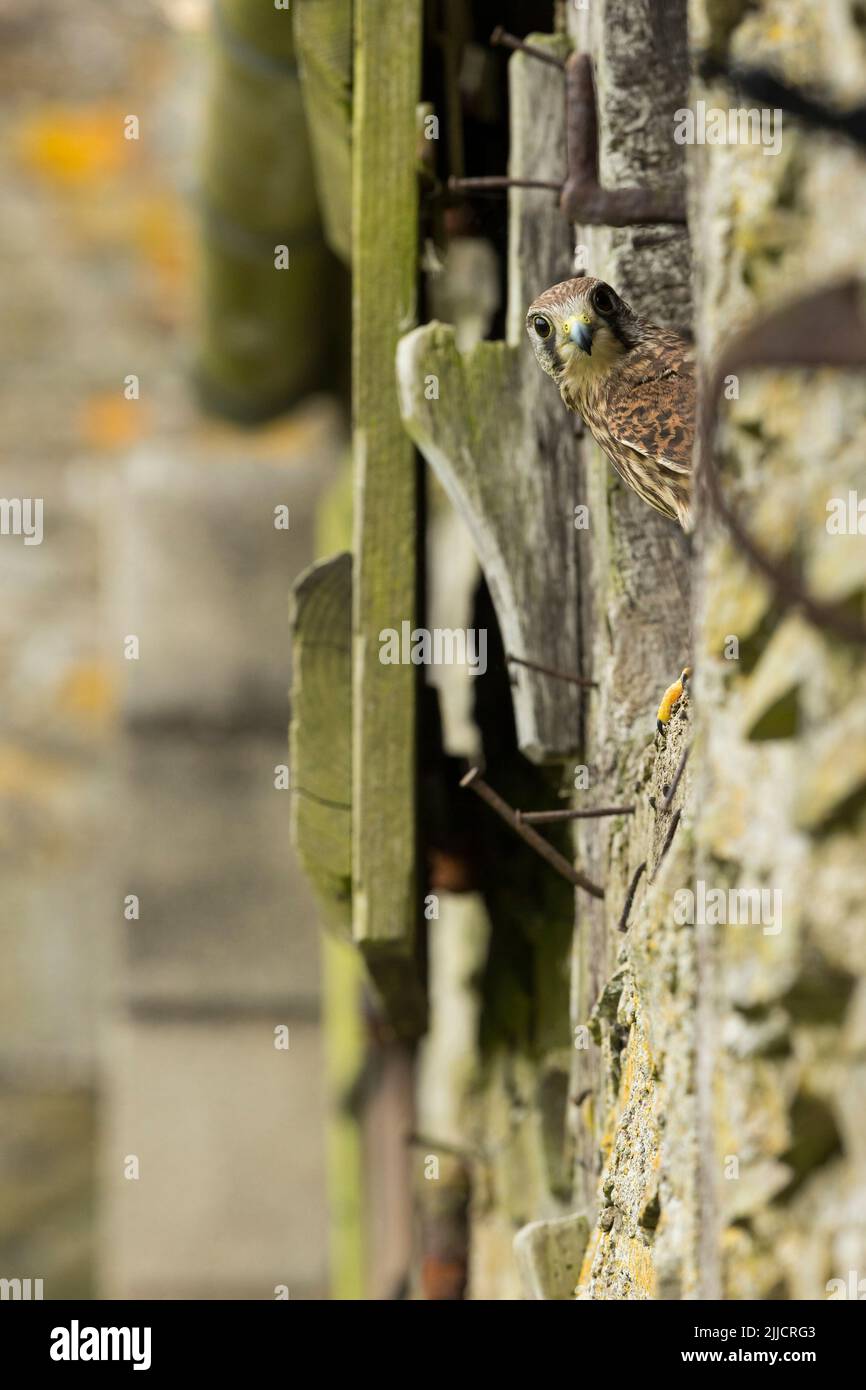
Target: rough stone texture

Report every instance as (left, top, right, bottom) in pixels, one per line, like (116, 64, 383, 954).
(688, 0, 866, 1303)
(544, 0, 866, 1302)
(574, 712, 696, 1300)
(514, 1211, 590, 1299)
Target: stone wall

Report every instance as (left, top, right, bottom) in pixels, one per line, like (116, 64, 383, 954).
(553, 0, 866, 1301)
(688, 0, 866, 1302)
(416, 0, 866, 1301)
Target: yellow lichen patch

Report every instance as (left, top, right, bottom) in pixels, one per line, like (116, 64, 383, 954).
(626, 1235, 657, 1297)
(130, 195, 195, 313)
(619, 1018, 656, 1108)
(618, 1030, 640, 1102)
(77, 394, 151, 451)
(598, 1016, 658, 1159)
(57, 663, 117, 724)
(17, 105, 131, 187)
(0, 746, 72, 801)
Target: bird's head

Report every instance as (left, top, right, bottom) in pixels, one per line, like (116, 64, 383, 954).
(525, 275, 637, 387)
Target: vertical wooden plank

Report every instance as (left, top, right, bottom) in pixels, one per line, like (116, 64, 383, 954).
(290, 552, 353, 927)
(351, 0, 424, 1019)
(291, 549, 367, 1295)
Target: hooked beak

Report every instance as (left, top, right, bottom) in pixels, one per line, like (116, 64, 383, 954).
(566, 318, 594, 355)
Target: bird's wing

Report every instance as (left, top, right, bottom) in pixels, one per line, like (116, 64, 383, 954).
(604, 339, 696, 473)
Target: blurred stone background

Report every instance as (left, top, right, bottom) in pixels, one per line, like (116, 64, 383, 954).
(5, 0, 864, 1307)
(0, 0, 341, 1298)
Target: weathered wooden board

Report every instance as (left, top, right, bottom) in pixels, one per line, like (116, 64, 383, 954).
(397, 34, 579, 763)
(290, 523, 365, 1295)
(290, 552, 352, 929)
(351, 0, 425, 1031)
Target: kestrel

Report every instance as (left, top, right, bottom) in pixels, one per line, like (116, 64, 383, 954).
(526, 274, 695, 730)
(526, 274, 694, 530)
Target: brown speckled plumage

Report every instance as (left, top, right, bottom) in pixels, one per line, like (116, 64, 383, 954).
(526, 275, 695, 529)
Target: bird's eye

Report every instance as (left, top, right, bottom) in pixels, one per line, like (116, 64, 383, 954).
(532, 316, 552, 340)
(592, 285, 617, 316)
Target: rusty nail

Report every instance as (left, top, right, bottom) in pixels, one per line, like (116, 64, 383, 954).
(449, 52, 687, 228)
(517, 805, 635, 824)
(490, 26, 567, 69)
(561, 54, 687, 226)
(617, 861, 647, 933)
(448, 175, 562, 195)
(506, 652, 597, 687)
(460, 767, 604, 899)
(652, 809, 682, 882)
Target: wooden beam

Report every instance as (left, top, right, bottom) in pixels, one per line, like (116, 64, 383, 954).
(290, 552, 352, 928)
(351, 0, 425, 1031)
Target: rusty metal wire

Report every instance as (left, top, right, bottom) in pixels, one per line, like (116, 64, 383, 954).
(617, 861, 646, 933)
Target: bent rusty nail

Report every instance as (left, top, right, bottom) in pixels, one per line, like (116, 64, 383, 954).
(460, 767, 604, 899)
